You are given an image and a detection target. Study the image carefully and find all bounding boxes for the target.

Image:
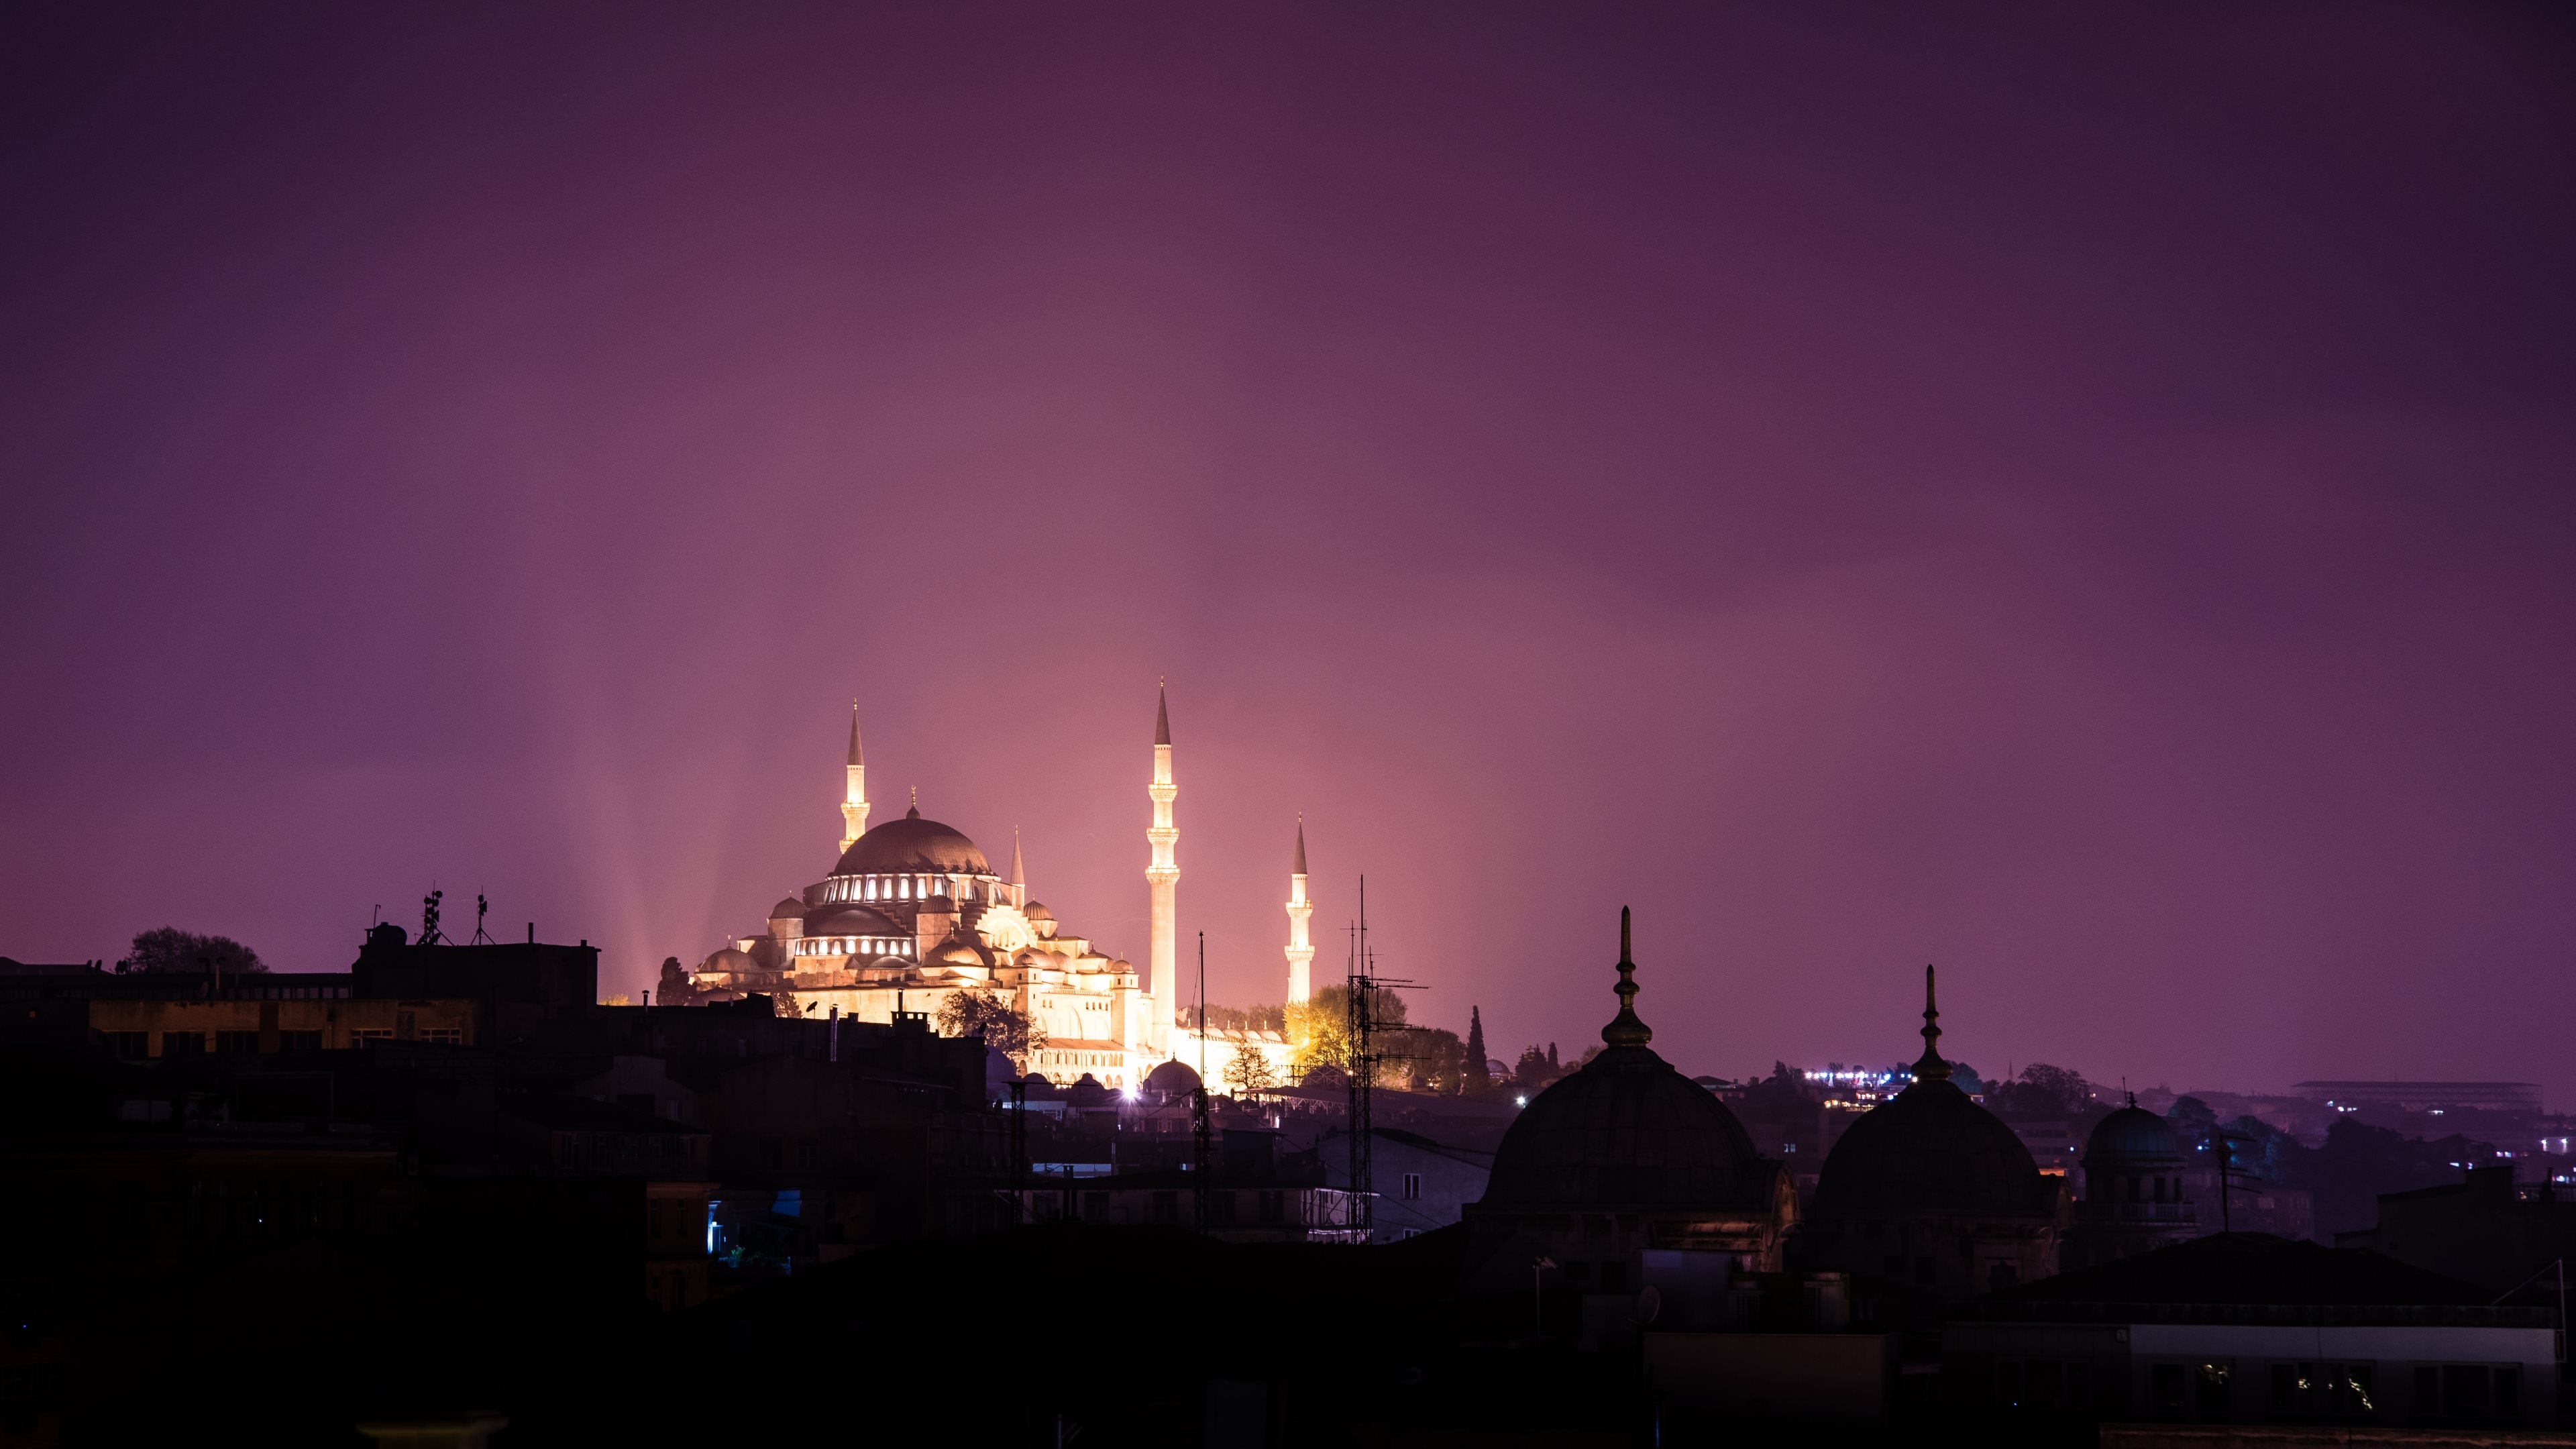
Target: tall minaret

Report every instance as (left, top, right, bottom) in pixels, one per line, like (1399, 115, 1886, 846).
(1285, 814, 1314, 1004)
(1010, 828, 1028, 910)
(1146, 682, 1179, 1051)
(839, 701, 870, 852)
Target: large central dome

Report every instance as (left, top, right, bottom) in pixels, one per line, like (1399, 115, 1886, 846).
(832, 806, 991, 877)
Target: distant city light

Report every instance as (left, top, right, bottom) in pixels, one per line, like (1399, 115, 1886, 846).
(1515, 1095, 1527, 1108)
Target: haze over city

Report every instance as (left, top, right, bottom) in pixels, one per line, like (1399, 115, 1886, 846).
(6, 2, 2573, 1099)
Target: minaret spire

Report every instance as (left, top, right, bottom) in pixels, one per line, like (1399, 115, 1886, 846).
(1011, 828, 1027, 908)
(1602, 906, 1652, 1048)
(1144, 680, 1179, 1054)
(1285, 814, 1314, 1005)
(1911, 964, 1951, 1083)
(839, 700, 871, 852)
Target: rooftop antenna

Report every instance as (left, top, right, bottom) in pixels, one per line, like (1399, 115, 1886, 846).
(1342, 873, 1419, 1244)
(472, 892, 494, 945)
(421, 889, 444, 947)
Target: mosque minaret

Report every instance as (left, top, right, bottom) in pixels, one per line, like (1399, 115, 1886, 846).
(838, 700, 869, 852)
(1285, 815, 1314, 1004)
(1146, 682, 1180, 1057)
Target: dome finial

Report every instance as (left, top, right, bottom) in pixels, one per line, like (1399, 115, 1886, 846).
(1603, 906, 1651, 1048)
(908, 786, 919, 820)
(1911, 963, 1950, 1082)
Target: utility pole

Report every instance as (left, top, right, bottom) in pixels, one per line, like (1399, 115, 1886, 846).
(1193, 932, 1211, 1232)
(1008, 1077, 1028, 1227)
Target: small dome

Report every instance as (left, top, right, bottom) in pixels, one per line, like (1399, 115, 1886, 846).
(1022, 901, 1054, 922)
(804, 904, 903, 938)
(699, 947, 756, 974)
(767, 896, 808, 921)
(2086, 1106, 2187, 1169)
(1144, 1060, 1201, 1099)
(831, 808, 991, 877)
(929, 932, 991, 969)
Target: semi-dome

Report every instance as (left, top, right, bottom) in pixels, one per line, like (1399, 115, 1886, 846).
(927, 932, 992, 969)
(767, 896, 808, 921)
(2085, 1105, 2186, 1168)
(1482, 911, 1767, 1210)
(832, 805, 991, 877)
(1813, 967, 2052, 1217)
(804, 904, 903, 937)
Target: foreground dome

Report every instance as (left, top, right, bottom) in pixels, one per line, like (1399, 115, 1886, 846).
(1482, 910, 1767, 1210)
(1813, 966, 2053, 1217)
(832, 805, 991, 877)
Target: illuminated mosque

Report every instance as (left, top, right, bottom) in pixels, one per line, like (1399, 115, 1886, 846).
(664, 688, 1302, 1091)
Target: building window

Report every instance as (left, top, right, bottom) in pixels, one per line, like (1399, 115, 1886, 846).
(421, 1028, 463, 1045)
(1402, 1173, 1421, 1200)
(278, 1030, 322, 1051)
(2414, 1363, 2512, 1421)
(162, 1032, 205, 1057)
(1151, 1191, 1179, 1224)
(105, 1031, 148, 1059)
(352, 1029, 394, 1047)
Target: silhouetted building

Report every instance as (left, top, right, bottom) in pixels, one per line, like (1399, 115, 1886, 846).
(2063, 1101, 2197, 1270)
(2337, 1164, 2576, 1297)
(1320, 1126, 1494, 1243)
(1947, 1233, 2557, 1428)
(1461, 912, 1798, 1333)
(1803, 967, 2064, 1297)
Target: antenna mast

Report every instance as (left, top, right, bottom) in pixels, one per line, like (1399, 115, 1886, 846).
(1341, 875, 1418, 1243)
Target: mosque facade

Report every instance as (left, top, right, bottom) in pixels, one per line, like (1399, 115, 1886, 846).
(663, 688, 1301, 1092)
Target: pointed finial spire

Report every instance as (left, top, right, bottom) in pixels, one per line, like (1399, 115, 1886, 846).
(847, 700, 863, 767)
(1911, 964, 1951, 1082)
(1293, 813, 1307, 875)
(1602, 906, 1652, 1048)
(1012, 828, 1026, 890)
(1155, 679, 1171, 747)
(908, 786, 919, 819)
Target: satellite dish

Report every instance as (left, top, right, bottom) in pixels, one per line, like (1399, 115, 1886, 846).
(1635, 1284, 1662, 1326)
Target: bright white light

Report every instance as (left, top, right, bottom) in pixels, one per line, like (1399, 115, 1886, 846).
(1515, 1095, 1527, 1108)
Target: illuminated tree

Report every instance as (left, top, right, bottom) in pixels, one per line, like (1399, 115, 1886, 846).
(937, 990, 1048, 1069)
(1222, 1044, 1278, 1097)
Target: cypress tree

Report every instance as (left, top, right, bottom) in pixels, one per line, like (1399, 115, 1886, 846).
(1464, 1006, 1489, 1091)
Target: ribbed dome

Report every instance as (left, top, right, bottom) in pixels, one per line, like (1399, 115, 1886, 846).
(767, 896, 809, 920)
(804, 904, 903, 937)
(1813, 1079, 2049, 1215)
(831, 808, 991, 877)
(699, 946, 756, 973)
(2085, 1106, 2186, 1169)
(1481, 910, 1768, 1210)
(1022, 901, 1053, 922)
(927, 932, 991, 969)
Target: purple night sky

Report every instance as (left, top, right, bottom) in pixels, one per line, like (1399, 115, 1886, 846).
(4, 5, 2573, 1098)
